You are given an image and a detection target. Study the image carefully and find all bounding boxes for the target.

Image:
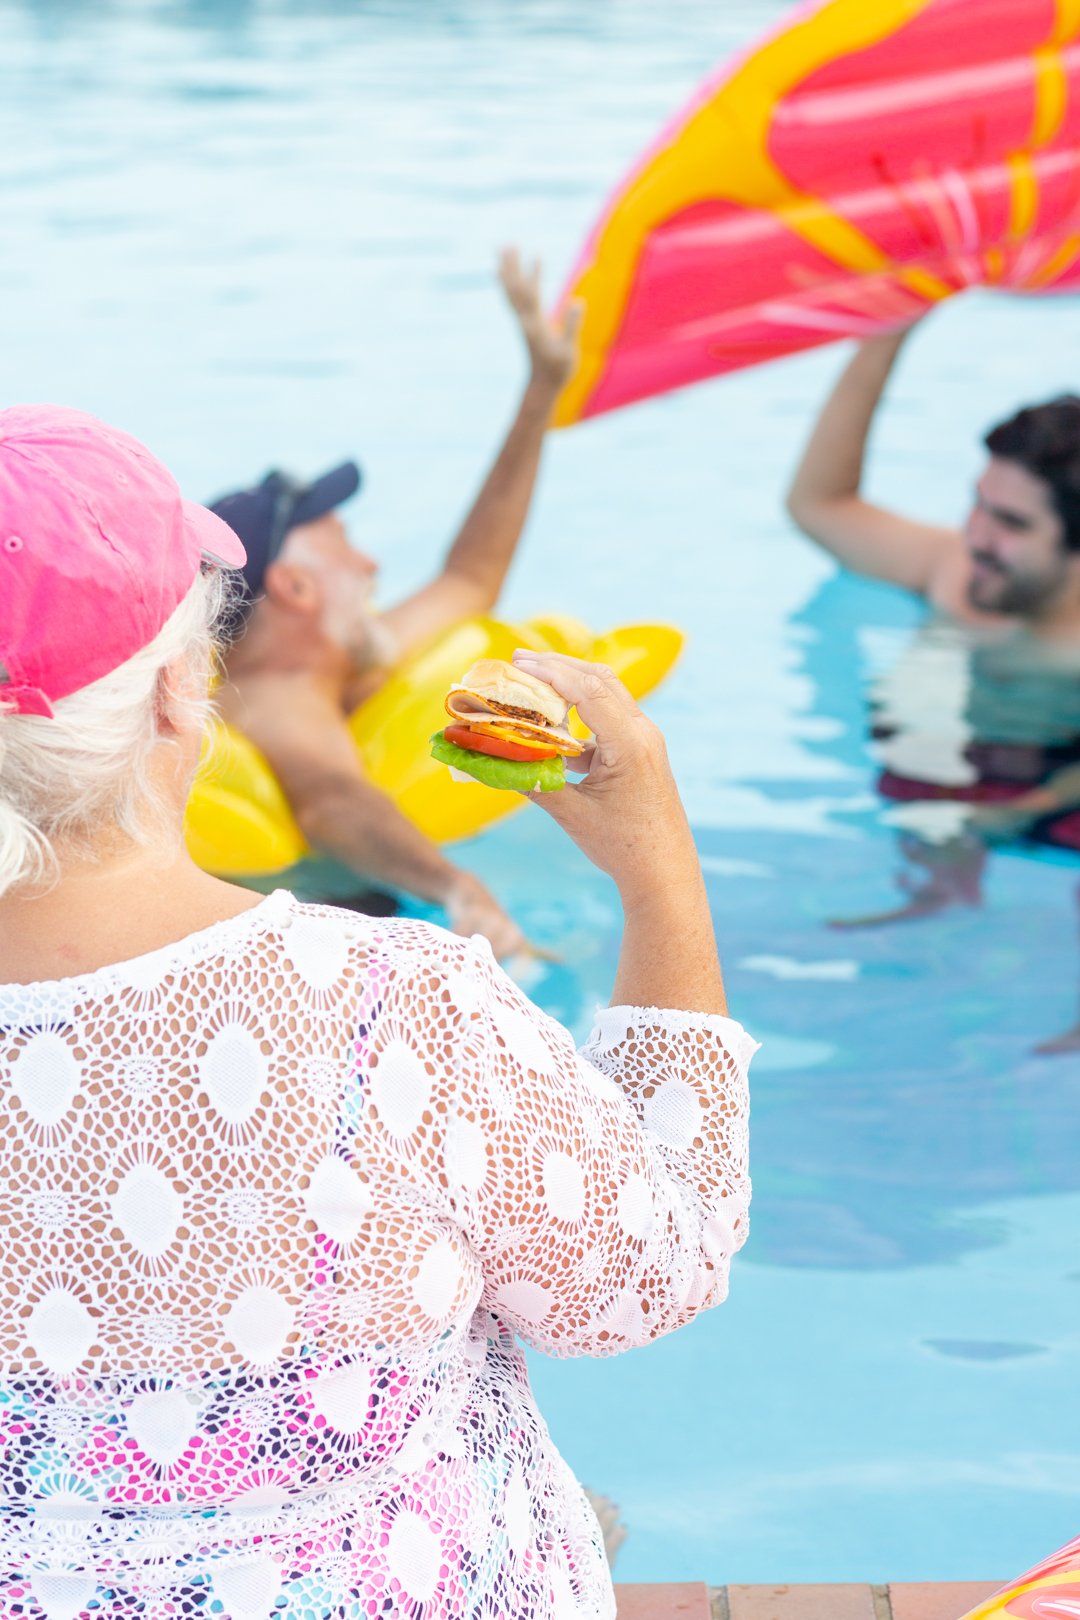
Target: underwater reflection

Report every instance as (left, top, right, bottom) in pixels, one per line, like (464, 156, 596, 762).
(837, 615, 1080, 1053)
(714, 573, 1080, 1273)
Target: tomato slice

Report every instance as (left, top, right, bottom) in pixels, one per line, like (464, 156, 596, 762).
(444, 724, 558, 763)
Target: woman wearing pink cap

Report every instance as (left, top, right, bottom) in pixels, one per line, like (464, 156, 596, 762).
(0, 406, 753, 1619)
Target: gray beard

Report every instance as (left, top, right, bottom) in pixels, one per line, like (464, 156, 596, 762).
(343, 614, 400, 675)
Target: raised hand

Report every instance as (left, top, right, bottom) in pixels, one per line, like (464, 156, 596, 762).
(508, 650, 698, 904)
(499, 247, 583, 393)
(509, 650, 725, 1014)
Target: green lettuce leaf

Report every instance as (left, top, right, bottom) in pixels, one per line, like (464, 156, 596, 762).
(430, 730, 566, 793)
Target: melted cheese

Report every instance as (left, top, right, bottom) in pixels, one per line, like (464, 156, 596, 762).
(463, 719, 562, 754)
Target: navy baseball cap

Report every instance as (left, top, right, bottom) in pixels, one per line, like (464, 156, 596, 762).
(208, 460, 362, 605)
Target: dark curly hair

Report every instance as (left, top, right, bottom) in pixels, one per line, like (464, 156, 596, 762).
(984, 396, 1080, 552)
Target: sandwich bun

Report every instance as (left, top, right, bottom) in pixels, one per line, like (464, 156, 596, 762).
(449, 659, 570, 728)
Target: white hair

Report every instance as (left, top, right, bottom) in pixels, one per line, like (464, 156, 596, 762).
(0, 568, 230, 899)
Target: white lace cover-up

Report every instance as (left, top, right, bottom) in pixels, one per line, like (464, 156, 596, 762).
(0, 891, 753, 1619)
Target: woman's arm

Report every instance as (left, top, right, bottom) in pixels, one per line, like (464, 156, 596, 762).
(508, 651, 727, 1015)
(433, 654, 752, 1354)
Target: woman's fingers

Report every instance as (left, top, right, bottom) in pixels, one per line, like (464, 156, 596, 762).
(511, 649, 641, 739)
(564, 742, 596, 776)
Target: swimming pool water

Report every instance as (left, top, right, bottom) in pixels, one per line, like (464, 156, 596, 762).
(3, 0, 1079, 1586)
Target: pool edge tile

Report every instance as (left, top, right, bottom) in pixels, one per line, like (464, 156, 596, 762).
(616, 1582, 713, 1618)
(725, 1585, 879, 1619)
(888, 1581, 1007, 1620)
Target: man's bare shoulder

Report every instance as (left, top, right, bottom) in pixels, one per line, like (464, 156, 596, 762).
(217, 666, 353, 752)
(925, 538, 1039, 637)
(926, 530, 981, 621)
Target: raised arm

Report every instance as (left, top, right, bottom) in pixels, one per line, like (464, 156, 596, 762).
(357, 653, 751, 1356)
(381, 250, 581, 657)
(433, 654, 751, 1355)
(509, 649, 725, 1015)
(232, 675, 528, 957)
(786, 328, 961, 596)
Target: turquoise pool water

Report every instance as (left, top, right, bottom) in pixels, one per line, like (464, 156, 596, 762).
(3, 0, 1079, 1588)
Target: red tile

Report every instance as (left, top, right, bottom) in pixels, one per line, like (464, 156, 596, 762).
(616, 1583, 713, 1619)
(889, 1582, 1006, 1620)
(726, 1585, 878, 1620)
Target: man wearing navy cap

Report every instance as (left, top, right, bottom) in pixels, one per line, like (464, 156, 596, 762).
(211, 251, 580, 957)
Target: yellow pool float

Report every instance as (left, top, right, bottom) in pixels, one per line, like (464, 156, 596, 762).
(185, 614, 684, 876)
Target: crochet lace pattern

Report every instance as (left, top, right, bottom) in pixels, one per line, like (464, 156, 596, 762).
(0, 891, 753, 1619)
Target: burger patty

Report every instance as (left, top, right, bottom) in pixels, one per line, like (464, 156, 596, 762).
(486, 701, 554, 727)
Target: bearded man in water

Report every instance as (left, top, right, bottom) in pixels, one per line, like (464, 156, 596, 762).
(786, 326, 1080, 1053)
(211, 249, 579, 961)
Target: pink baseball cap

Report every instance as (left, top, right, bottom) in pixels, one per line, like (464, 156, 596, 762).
(0, 404, 246, 718)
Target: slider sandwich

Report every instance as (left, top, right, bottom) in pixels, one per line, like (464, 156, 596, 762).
(430, 658, 587, 792)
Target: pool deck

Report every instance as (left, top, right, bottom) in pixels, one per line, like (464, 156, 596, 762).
(615, 1581, 1003, 1618)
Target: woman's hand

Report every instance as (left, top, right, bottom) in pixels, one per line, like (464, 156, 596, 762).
(513, 650, 724, 1012)
(511, 650, 699, 905)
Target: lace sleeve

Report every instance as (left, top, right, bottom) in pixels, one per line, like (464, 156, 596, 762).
(447, 940, 755, 1359)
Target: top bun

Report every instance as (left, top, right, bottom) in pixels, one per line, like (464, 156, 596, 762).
(456, 659, 568, 726)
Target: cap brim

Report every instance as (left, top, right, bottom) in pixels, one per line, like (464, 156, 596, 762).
(184, 499, 248, 568)
(288, 461, 362, 528)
